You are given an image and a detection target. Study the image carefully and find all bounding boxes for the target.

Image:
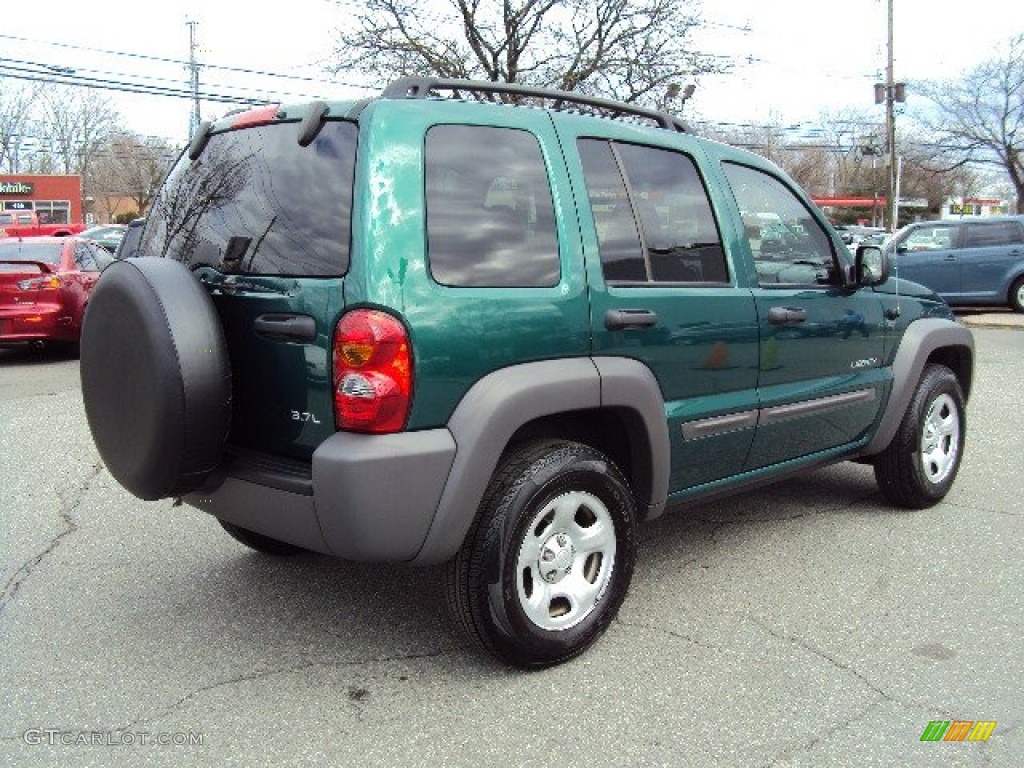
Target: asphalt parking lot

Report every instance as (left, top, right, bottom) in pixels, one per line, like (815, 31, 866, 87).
(1, 325, 1021, 768)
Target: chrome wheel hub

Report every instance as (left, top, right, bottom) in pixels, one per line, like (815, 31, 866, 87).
(516, 490, 616, 631)
(920, 393, 960, 484)
(538, 533, 576, 584)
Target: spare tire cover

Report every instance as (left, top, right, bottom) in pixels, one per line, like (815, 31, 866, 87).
(80, 258, 231, 500)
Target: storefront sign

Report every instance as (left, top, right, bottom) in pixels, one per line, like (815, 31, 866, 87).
(0, 181, 34, 195)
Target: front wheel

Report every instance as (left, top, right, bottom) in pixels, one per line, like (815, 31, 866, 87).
(445, 440, 636, 668)
(873, 364, 965, 509)
(1010, 276, 1024, 313)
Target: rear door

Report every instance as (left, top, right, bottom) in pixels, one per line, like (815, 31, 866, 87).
(141, 117, 358, 460)
(556, 119, 760, 492)
(960, 219, 1024, 302)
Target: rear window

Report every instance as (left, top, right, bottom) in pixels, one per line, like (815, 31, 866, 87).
(0, 241, 64, 265)
(142, 120, 357, 276)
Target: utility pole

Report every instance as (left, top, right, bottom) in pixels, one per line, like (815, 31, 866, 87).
(187, 20, 202, 139)
(875, 0, 905, 231)
(884, 0, 896, 231)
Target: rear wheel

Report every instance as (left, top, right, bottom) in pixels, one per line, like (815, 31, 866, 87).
(218, 520, 305, 556)
(873, 364, 965, 509)
(445, 440, 636, 668)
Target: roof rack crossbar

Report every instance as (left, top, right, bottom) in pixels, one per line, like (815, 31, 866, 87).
(381, 77, 689, 133)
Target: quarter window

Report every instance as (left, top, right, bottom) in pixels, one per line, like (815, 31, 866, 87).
(578, 139, 728, 285)
(723, 162, 837, 286)
(74, 243, 99, 271)
(425, 125, 560, 288)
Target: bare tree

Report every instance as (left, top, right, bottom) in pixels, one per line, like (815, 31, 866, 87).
(331, 0, 726, 104)
(914, 33, 1024, 213)
(91, 132, 175, 219)
(37, 86, 119, 208)
(0, 81, 41, 173)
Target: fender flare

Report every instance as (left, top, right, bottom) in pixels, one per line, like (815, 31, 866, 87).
(410, 356, 669, 565)
(860, 317, 973, 457)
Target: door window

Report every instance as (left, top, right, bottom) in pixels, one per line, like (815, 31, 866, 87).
(902, 224, 957, 251)
(964, 221, 1024, 247)
(577, 139, 728, 285)
(723, 163, 838, 286)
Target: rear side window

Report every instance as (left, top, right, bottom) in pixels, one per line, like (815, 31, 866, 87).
(964, 221, 1024, 248)
(74, 243, 99, 271)
(142, 120, 357, 276)
(425, 125, 559, 288)
(577, 139, 728, 285)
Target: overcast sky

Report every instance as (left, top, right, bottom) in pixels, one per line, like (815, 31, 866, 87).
(2, 0, 1022, 146)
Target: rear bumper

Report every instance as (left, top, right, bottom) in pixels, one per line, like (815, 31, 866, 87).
(0, 305, 76, 342)
(185, 429, 457, 561)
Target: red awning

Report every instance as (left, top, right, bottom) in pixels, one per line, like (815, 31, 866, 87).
(812, 196, 886, 207)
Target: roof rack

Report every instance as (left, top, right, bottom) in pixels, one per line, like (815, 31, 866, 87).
(381, 77, 689, 134)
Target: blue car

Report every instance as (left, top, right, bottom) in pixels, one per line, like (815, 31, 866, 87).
(888, 216, 1024, 312)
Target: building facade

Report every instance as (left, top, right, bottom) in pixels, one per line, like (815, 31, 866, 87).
(0, 175, 83, 225)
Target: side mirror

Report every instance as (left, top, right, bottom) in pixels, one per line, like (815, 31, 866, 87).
(854, 245, 889, 286)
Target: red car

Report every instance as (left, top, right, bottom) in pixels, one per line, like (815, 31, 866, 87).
(0, 237, 112, 348)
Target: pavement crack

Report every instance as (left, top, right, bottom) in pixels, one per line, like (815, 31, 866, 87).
(747, 614, 891, 699)
(743, 613, 946, 715)
(0, 463, 102, 616)
(758, 698, 884, 768)
(614, 618, 722, 652)
(115, 647, 456, 731)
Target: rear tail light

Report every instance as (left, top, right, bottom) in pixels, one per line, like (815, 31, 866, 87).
(16, 275, 61, 291)
(332, 309, 412, 433)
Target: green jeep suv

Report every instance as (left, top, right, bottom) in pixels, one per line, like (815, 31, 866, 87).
(80, 78, 974, 668)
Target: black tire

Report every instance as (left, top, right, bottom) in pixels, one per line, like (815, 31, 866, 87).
(873, 364, 965, 509)
(445, 440, 636, 669)
(218, 520, 305, 556)
(80, 258, 231, 500)
(1010, 276, 1024, 313)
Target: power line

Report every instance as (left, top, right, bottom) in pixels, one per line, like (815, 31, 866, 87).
(0, 32, 373, 92)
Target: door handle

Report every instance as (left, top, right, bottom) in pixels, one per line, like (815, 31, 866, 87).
(604, 309, 658, 331)
(768, 306, 807, 325)
(253, 314, 317, 342)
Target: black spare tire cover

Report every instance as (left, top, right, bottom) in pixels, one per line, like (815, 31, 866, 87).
(80, 258, 231, 500)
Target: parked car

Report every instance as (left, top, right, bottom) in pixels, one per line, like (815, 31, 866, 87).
(887, 216, 1024, 311)
(79, 77, 974, 668)
(80, 224, 127, 253)
(114, 217, 146, 260)
(0, 210, 86, 238)
(0, 236, 112, 349)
